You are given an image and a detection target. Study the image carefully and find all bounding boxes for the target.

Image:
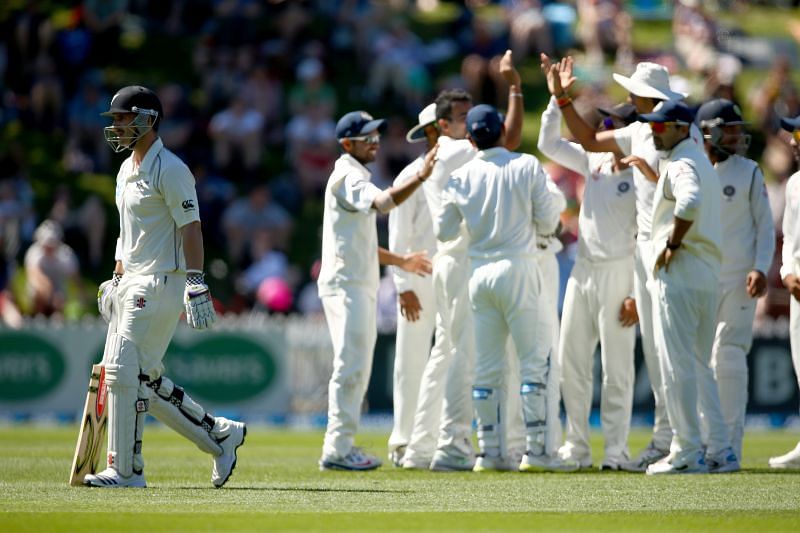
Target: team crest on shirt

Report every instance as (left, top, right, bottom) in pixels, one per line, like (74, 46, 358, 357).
(181, 199, 195, 211)
(134, 296, 146, 309)
(723, 185, 736, 198)
(617, 181, 631, 194)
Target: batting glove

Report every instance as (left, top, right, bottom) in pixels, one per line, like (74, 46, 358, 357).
(184, 271, 217, 330)
(97, 272, 122, 323)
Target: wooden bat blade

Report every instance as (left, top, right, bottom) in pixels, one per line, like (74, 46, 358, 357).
(69, 364, 108, 486)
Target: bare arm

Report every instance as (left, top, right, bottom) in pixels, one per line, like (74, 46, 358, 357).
(181, 221, 204, 272)
(540, 55, 622, 154)
(654, 216, 693, 272)
(372, 146, 438, 213)
(378, 248, 432, 276)
(499, 50, 523, 150)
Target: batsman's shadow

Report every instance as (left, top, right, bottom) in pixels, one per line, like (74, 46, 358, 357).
(174, 486, 411, 493)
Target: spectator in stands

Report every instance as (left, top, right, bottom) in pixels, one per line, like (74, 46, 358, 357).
(221, 184, 292, 266)
(208, 92, 265, 180)
(24, 220, 79, 317)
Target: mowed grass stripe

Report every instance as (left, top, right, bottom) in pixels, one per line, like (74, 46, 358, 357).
(1, 426, 799, 531)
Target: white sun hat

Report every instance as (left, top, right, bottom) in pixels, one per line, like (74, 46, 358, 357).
(612, 62, 688, 101)
(406, 103, 438, 143)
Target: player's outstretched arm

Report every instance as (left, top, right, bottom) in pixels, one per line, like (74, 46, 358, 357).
(378, 248, 432, 277)
(373, 146, 439, 213)
(499, 50, 523, 151)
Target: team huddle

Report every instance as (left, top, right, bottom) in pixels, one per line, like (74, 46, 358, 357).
(79, 49, 800, 488)
(318, 51, 800, 475)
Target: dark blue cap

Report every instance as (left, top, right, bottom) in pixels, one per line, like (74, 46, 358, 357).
(335, 110, 387, 140)
(695, 98, 745, 127)
(466, 104, 503, 145)
(780, 115, 800, 132)
(638, 100, 694, 124)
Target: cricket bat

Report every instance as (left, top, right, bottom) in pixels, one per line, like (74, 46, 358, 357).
(69, 363, 108, 486)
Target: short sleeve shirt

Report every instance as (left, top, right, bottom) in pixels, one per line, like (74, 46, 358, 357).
(116, 138, 200, 275)
(317, 153, 382, 297)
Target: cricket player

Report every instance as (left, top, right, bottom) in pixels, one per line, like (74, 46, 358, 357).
(402, 50, 526, 471)
(538, 90, 639, 470)
(318, 110, 437, 471)
(387, 103, 441, 467)
(437, 104, 572, 472)
(85, 86, 246, 488)
(623, 100, 737, 474)
(540, 55, 704, 471)
(771, 114, 800, 469)
(695, 99, 775, 462)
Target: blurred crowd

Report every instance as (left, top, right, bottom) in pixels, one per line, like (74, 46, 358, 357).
(0, 0, 798, 323)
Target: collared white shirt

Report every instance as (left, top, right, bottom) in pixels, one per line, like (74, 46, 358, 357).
(715, 154, 775, 285)
(781, 170, 800, 279)
(423, 135, 475, 256)
(539, 97, 636, 262)
(115, 137, 200, 275)
(317, 153, 382, 297)
(650, 137, 722, 285)
(388, 154, 437, 294)
(437, 147, 561, 260)
(615, 120, 703, 241)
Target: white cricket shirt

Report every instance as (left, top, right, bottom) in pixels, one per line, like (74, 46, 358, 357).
(437, 147, 562, 260)
(614, 120, 703, 241)
(317, 153, 382, 297)
(650, 137, 722, 286)
(716, 154, 775, 286)
(388, 154, 437, 294)
(539, 97, 636, 262)
(780, 170, 800, 279)
(423, 136, 475, 256)
(115, 138, 200, 275)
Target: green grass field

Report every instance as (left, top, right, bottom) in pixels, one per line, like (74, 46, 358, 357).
(2, 426, 800, 532)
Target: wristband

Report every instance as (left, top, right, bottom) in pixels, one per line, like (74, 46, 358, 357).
(510, 92, 524, 98)
(557, 96, 572, 108)
(186, 271, 205, 286)
(666, 239, 681, 250)
(112, 272, 123, 287)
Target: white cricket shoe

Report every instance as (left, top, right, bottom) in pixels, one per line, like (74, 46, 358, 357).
(319, 447, 382, 471)
(520, 453, 580, 473)
(646, 450, 708, 475)
(768, 442, 800, 469)
(600, 452, 631, 471)
(430, 448, 476, 471)
(389, 445, 406, 468)
(402, 453, 431, 470)
(620, 441, 670, 472)
(706, 447, 740, 474)
(473, 454, 506, 472)
(84, 467, 146, 488)
(557, 444, 593, 469)
(212, 420, 247, 488)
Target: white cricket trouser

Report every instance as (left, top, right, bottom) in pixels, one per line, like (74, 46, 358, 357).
(388, 276, 437, 453)
(470, 256, 550, 454)
(634, 240, 672, 449)
(437, 251, 476, 455)
(708, 281, 757, 460)
(789, 296, 800, 416)
(402, 254, 457, 464)
(321, 287, 377, 458)
(652, 266, 730, 459)
(560, 256, 635, 462)
(504, 252, 563, 458)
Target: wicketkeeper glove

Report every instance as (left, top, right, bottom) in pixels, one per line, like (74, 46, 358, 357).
(97, 272, 123, 323)
(184, 271, 217, 330)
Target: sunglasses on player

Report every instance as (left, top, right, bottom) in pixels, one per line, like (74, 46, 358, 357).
(345, 134, 381, 144)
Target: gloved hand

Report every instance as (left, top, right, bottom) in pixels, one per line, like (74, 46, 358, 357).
(184, 271, 217, 330)
(97, 272, 123, 323)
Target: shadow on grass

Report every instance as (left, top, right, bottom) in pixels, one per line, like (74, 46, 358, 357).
(171, 486, 412, 493)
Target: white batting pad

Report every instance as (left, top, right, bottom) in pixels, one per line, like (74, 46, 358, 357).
(472, 387, 501, 457)
(521, 381, 547, 455)
(104, 333, 145, 476)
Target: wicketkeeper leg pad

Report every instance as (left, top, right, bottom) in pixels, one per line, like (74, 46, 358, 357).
(521, 382, 547, 456)
(104, 333, 146, 477)
(144, 375, 223, 456)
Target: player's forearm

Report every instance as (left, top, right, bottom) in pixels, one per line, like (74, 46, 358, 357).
(668, 216, 693, 246)
(181, 221, 205, 271)
(378, 247, 404, 267)
(114, 261, 124, 275)
(503, 84, 524, 150)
